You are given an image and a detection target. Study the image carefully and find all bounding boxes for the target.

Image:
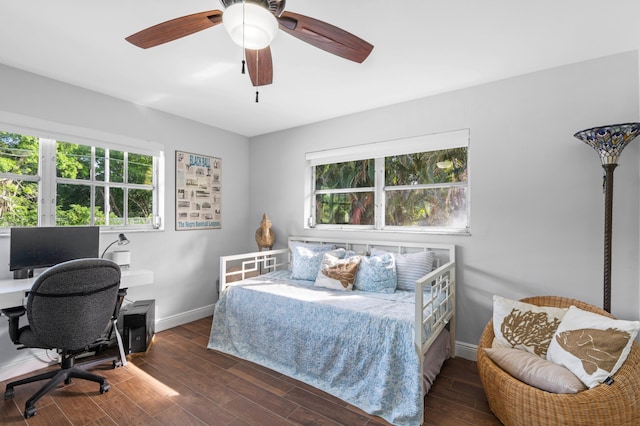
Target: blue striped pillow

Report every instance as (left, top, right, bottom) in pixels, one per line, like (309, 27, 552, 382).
(371, 249, 435, 291)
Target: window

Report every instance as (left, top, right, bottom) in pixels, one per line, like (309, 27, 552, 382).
(0, 129, 163, 230)
(306, 130, 469, 233)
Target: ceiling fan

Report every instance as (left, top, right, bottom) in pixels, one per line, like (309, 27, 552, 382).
(125, 0, 374, 89)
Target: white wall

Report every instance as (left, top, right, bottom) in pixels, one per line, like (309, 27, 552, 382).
(0, 49, 638, 377)
(248, 51, 640, 348)
(0, 64, 251, 379)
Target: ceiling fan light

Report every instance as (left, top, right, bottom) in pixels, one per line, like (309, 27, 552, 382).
(223, 2, 278, 50)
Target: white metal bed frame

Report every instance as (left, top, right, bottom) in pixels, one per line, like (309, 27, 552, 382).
(219, 236, 456, 362)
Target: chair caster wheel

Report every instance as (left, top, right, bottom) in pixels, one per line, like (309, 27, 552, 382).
(100, 383, 110, 394)
(24, 405, 36, 419)
(4, 388, 14, 400)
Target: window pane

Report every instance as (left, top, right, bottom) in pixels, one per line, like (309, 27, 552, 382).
(0, 132, 39, 175)
(0, 132, 39, 227)
(94, 186, 106, 225)
(95, 147, 106, 182)
(315, 192, 374, 225)
(385, 148, 468, 186)
(386, 187, 468, 227)
(0, 179, 38, 226)
(128, 153, 153, 185)
(128, 188, 153, 225)
(109, 150, 125, 183)
(107, 187, 125, 226)
(56, 183, 92, 225)
(57, 142, 91, 180)
(315, 160, 374, 190)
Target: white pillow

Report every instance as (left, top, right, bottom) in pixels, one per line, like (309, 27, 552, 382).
(485, 347, 587, 394)
(492, 295, 567, 358)
(547, 306, 640, 389)
(314, 252, 361, 291)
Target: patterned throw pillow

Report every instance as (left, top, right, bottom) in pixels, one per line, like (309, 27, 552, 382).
(546, 306, 640, 388)
(289, 242, 338, 281)
(371, 249, 435, 291)
(492, 295, 567, 358)
(352, 253, 397, 294)
(314, 252, 361, 291)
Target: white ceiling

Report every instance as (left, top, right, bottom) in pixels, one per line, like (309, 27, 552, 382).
(2, 1, 640, 137)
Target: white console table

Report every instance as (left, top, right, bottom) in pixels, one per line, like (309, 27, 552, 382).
(0, 268, 154, 308)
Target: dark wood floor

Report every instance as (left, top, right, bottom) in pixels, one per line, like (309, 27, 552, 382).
(0, 317, 501, 425)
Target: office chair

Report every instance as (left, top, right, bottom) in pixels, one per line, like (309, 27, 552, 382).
(1, 258, 124, 419)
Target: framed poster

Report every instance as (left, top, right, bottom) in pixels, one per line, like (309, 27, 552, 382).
(175, 151, 221, 230)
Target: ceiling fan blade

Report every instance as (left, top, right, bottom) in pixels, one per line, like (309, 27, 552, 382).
(246, 47, 273, 87)
(126, 10, 223, 49)
(278, 11, 373, 63)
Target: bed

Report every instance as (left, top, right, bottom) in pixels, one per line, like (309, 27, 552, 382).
(208, 237, 456, 426)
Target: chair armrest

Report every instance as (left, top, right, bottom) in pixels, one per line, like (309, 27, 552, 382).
(1, 306, 26, 344)
(1, 305, 26, 318)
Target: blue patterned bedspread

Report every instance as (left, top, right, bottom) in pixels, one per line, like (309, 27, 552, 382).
(208, 270, 439, 426)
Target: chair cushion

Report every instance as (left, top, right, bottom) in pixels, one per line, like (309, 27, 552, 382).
(17, 326, 49, 349)
(26, 259, 121, 351)
(484, 347, 586, 394)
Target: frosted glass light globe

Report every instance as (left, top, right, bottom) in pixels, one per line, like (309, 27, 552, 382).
(223, 3, 278, 50)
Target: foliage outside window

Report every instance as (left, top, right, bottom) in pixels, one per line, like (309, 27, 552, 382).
(308, 130, 469, 233)
(385, 148, 467, 228)
(0, 130, 160, 229)
(0, 133, 39, 226)
(315, 160, 375, 226)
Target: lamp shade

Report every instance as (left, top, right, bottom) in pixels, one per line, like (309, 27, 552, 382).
(573, 122, 640, 165)
(223, 2, 278, 50)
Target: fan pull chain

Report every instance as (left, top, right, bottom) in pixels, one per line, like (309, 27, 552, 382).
(255, 49, 260, 103)
(240, 1, 246, 75)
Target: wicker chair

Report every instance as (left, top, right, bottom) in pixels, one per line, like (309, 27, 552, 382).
(477, 295, 640, 426)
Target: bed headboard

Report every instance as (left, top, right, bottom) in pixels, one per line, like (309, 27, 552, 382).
(219, 236, 455, 292)
(287, 236, 455, 268)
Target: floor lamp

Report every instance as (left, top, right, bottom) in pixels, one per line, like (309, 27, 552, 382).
(573, 122, 640, 313)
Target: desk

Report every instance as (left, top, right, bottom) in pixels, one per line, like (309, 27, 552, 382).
(0, 268, 154, 308)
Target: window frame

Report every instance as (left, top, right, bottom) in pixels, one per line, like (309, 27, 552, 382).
(0, 115, 164, 233)
(305, 129, 470, 234)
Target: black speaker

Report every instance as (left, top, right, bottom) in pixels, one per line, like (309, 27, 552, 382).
(122, 299, 155, 354)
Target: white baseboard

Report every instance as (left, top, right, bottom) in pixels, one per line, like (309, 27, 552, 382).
(154, 304, 215, 332)
(0, 349, 58, 382)
(454, 341, 478, 361)
(0, 305, 216, 383)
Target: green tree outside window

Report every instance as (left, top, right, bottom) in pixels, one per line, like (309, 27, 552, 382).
(1, 131, 157, 228)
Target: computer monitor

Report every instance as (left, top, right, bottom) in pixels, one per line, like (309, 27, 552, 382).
(9, 226, 100, 279)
